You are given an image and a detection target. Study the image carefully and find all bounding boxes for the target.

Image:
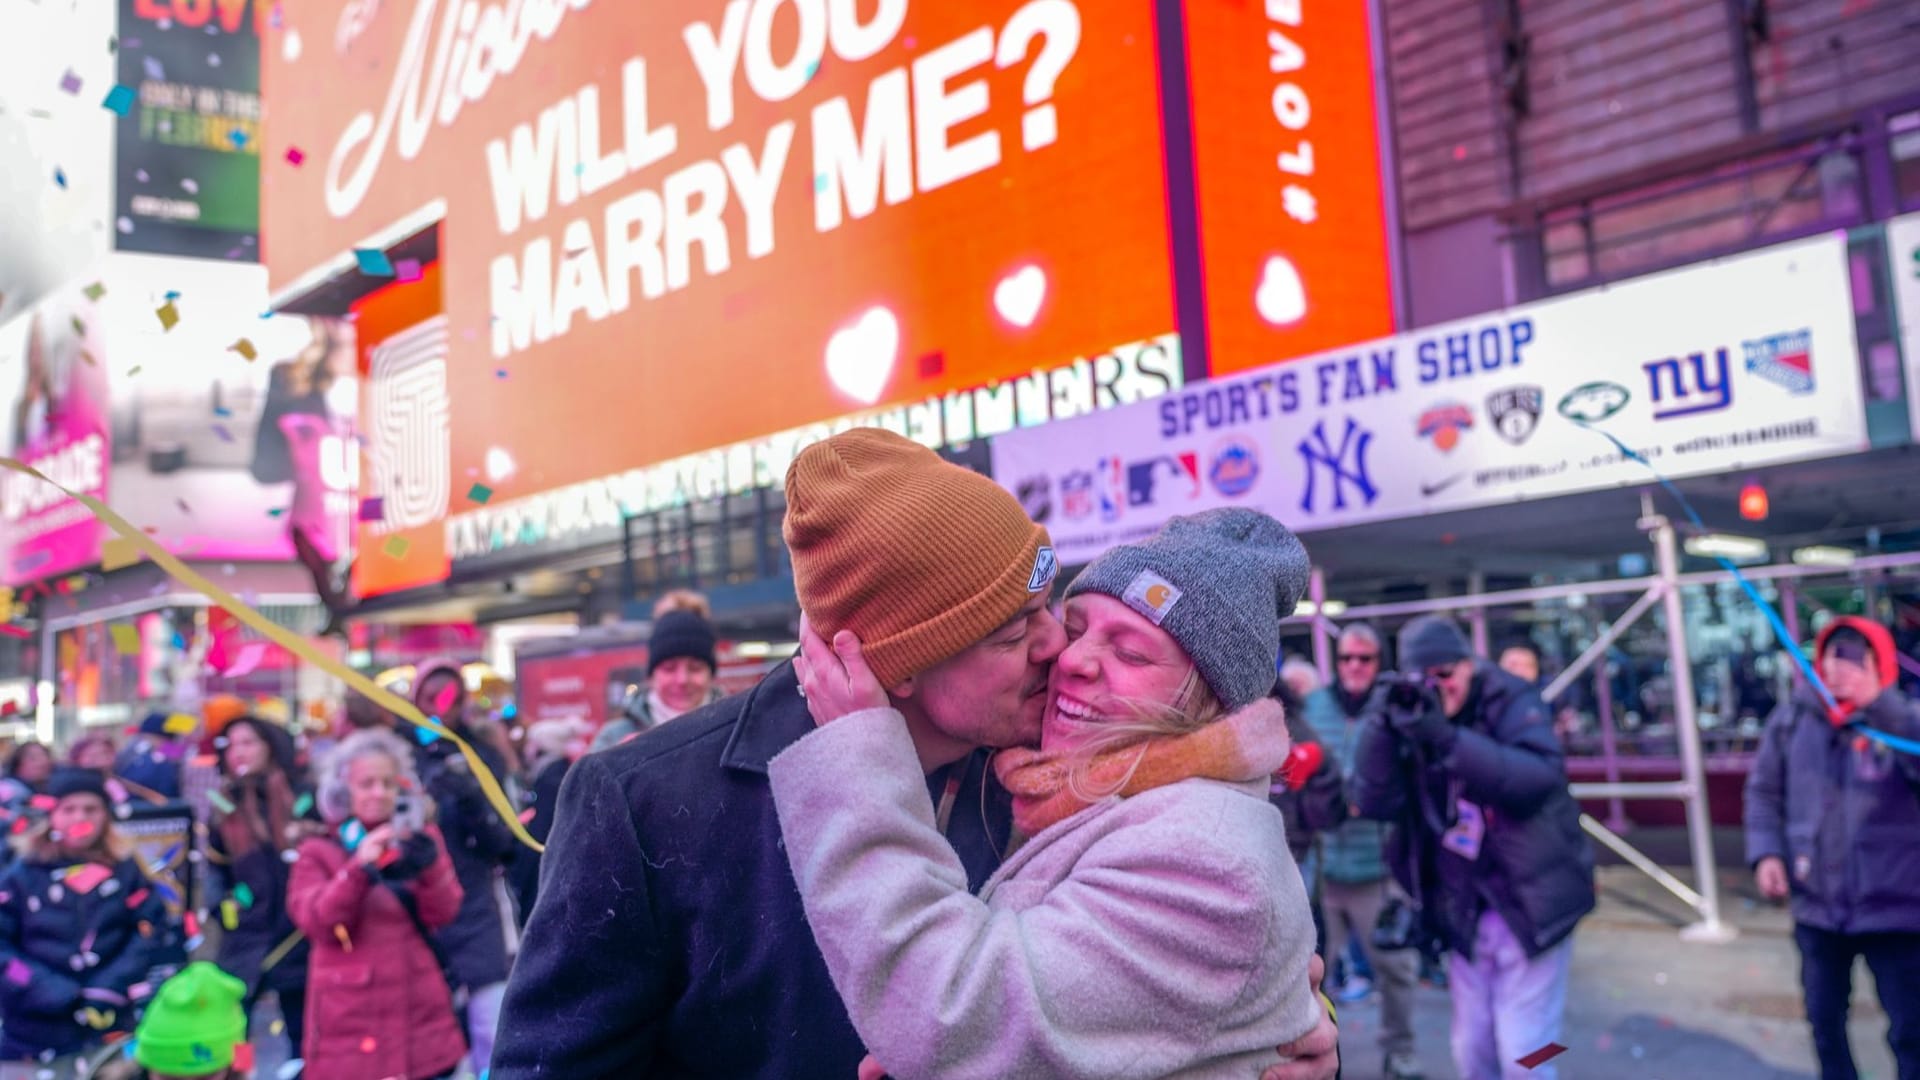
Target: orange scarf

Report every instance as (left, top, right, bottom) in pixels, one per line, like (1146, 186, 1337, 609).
(993, 699, 1291, 837)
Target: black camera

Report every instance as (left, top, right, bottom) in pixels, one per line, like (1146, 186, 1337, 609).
(1379, 672, 1439, 714)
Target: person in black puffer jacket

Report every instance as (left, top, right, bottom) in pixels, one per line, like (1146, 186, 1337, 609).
(204, 716, 324, 1065)
(0, 768, 185, 1069)
(410, 658, 518, 1075)
(1352, 617, 1594, 1080)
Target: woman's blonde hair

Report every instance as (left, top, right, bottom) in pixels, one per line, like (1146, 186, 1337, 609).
(1062, 665, 1226, 804)
(652, 589, 712, 620)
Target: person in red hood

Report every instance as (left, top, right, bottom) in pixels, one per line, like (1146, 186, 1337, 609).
(1745, 615, 1920, 1080)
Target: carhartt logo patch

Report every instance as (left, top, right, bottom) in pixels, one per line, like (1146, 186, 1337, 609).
(1121, 570, 1182, 625)
(1027, 546, 1057, 592)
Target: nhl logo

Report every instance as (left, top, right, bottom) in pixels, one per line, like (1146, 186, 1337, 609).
(1486, 386, 1543, 445)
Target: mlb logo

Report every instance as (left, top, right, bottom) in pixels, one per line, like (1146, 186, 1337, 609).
(1743, 330, 1814, 395)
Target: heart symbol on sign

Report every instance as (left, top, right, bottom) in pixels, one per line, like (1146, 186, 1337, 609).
(825, 307, 899, 406)
(993, 266, 1047, 328)
(1254, 254, 1308, 326)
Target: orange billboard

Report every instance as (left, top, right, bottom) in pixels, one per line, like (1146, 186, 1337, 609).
(1181, 0, 1396, 375)
(265, 0, 1179, 509)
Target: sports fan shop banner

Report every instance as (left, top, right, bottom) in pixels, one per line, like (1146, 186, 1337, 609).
(995, 234, 1870, 566)
(262, 0, 1395, 589)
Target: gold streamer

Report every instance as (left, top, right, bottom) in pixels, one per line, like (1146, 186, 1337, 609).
(0, 458, 541, 852)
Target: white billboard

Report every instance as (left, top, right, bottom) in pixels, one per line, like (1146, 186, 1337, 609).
(1888, 212, 1920, 442)
(994, 234, 1869, 565)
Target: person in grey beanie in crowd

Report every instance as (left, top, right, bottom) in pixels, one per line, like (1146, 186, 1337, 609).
(1352, 615, 1595, 1080)
(773, 507, 1327, 1079)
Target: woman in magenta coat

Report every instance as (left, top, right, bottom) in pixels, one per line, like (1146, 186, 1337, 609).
(288, 728, 467, 1080)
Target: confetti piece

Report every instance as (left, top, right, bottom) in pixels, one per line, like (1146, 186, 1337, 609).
(143, 57, 165, 81)
(155, 302, 179, 331)
(126, 365, 142, 377)
(0, 625, 29, 639)
(110, 624, 140, 655)
(184, 911, 200, 939)
(82, 282, 105, 301)
(53, 168, 67, 190)
(220, 899, 238, 930)
(102, 85, 135, 116)
(495, 368, 508, 379)
(383, 536, 410, 559)
(518, 806, 537, 824)
(359, 1036, 376, 1053)
(232, 1043, 254, 1072)
(335, 925, 353, 953)
(229, 338, 257, 360)
(468, 483, 493, 504)
(213, 406, 232, 418)
(211, 424, 233, 443)
(1516, 1043, 1568, 1070)
(354, 248, 395, 276)
(285, 146, 305, 166)
(207, 791, 234, 814)
(64, 865, 110, 895)
(59, 70, 82, 95)
(358, 497, 385, 522)
(228, 128, 248, 149)
(416, 726, 442, 746)
(293, 793, 314, 817)
(395, 258, 423, 283)
(267, 507, 286, 517)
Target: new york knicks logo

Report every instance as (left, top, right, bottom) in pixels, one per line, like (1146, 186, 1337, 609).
(1416, 402, 1475, 453)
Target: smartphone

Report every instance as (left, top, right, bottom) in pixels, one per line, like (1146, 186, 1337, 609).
(393, 789, 425, 837)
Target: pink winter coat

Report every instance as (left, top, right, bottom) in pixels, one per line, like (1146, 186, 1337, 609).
(288, 827, 467, 1080)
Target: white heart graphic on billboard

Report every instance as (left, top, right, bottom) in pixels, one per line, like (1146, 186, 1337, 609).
(993, 266, 1047, 328)
(825, 307, 899, 406)
(484, 446, 516, 483)
(1255, 255, 1308, 326)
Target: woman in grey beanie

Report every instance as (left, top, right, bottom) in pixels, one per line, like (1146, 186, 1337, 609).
(769, 507, 1326, 1079)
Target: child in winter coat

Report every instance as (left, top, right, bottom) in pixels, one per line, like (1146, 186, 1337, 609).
(0, 768, 184, 1070)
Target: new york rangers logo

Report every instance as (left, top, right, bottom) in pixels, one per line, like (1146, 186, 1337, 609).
(1743, 330, 1814, 395)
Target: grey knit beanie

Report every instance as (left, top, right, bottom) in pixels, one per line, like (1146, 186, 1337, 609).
(1066, 508, 1310, 711)
(1397, 615, 1472, 673)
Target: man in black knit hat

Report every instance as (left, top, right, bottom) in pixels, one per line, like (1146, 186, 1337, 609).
(1352, 615, 1594, 1080)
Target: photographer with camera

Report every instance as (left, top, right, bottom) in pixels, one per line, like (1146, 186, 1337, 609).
(1352, 616, 1595, 1080)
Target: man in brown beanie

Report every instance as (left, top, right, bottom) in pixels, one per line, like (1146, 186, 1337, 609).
(492, 430, 1338, 1080)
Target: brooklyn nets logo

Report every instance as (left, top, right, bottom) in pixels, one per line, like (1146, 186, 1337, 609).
(368, 316, 450, 534)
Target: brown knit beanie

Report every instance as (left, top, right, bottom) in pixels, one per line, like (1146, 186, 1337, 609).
(784, 429, 1056, 688)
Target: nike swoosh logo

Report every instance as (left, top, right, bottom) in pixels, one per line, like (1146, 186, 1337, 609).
(1421, 474, 1465, 497)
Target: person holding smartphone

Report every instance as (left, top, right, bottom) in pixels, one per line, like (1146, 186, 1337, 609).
(289, 729, 465, 1080)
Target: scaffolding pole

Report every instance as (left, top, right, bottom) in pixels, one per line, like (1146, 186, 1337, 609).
(1644, 497, 1737, 943)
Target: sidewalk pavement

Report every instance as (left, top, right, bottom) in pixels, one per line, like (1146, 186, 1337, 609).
(1330, 863, 1896, 1080)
